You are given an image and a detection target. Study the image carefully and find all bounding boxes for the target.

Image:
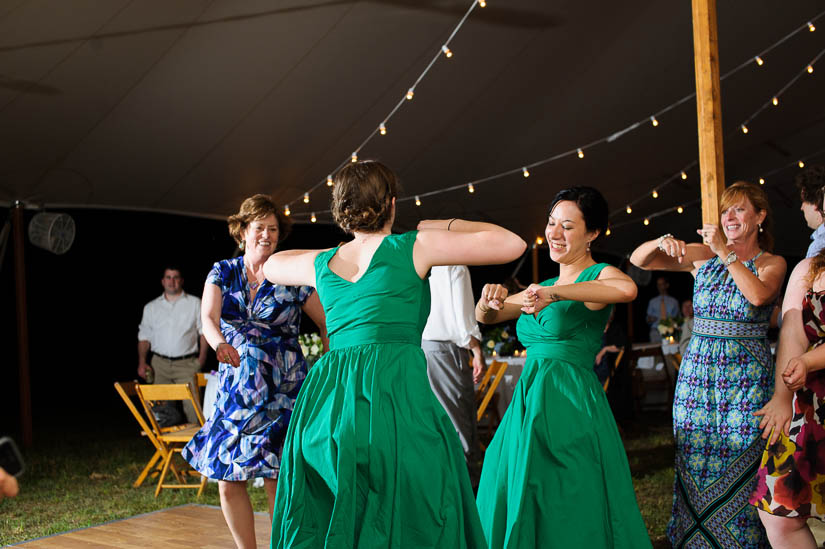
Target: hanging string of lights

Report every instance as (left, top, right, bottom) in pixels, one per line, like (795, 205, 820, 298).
(290, 9, 825, 221)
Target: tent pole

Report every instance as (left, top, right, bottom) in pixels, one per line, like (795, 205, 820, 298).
(12, 201, 32, 448)
(692, 0, 726, 222)
(531, 243, 539, 283)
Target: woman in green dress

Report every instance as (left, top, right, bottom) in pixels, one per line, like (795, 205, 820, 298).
(475, 186, 651, 548)
(263, 160, 526, 548)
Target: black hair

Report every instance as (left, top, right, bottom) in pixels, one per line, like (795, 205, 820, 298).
(548, 186, 609, 238)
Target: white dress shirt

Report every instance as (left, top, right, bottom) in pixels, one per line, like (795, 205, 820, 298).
(422, 265, 482, 349)
(137, 292, 202, 357)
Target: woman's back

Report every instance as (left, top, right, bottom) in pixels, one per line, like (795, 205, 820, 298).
(315, 231, 430, 350)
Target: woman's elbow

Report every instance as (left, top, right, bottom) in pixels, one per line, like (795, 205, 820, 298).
(620, 283, 638, 303)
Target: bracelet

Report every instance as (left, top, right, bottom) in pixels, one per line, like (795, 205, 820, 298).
(447, 218, 457, 231)
(657, 233, 674, 252)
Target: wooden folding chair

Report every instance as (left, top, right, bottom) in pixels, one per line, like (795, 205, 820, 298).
(602, 348, 625, 392)
(476, 360, 509, 423)
(135, 383, 207, 497)
(114, 381, 172, 488)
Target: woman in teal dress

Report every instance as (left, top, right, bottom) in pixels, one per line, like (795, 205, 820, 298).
(474, 186, 649, 548)
(630, 181, 786, 548)
(262, 160, 526, 548)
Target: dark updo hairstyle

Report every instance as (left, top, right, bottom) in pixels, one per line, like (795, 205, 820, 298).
(548, 186, 609, 239)
(332, 160, 399, 234)
(227, 193, 292, 247)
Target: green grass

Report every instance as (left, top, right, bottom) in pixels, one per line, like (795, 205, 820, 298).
(1, 414, 674, 546)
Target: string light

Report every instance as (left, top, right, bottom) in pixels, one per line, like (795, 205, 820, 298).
(478, 0, 486, 6)
(406, 88, 414, 100)
(605, 228, 611, 236)
(799, 160, 806, 168)
(441, 45, 453, 58)
(643, 218, 650, 226)
(772, 96, 779, 106)
(468, 183, 475, 193)
(741, 124, 749, 134)
(755, 55, 764, 66)
(677, 206, 684, 214)
(807, 64, 814, 73)
(522, 167, 530, 178)
(415, 195, 421, 206)
(310, 212, 317, 223)
(284, 205, 291, 216)
(326, 175, 333, 186)
(809, 21, 816, 32)
(303, 193, 310, 204)
(536, 236, 543, 245)
(626, 205, 632, 214)
(759, 177, 765, 185)
(650, 116, 659, 127)
(577, 148, 584, 159)
(681, 171, 688, 180)
(379, 123, 387, 135)
(351, 152, 358, 163)
(652, 190, 659, 198)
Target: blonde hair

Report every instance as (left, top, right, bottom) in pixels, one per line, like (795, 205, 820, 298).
(718, 181, 773, 252)
(227, 194, 291, 246)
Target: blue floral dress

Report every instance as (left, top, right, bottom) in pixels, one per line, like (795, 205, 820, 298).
(668, 254, 773, 548)
(183, 257, 314, 480)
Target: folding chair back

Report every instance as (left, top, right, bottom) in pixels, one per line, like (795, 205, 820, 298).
(602, 348, 625, 392)
(135, 383, 206, 497)
(476, 360, 509, 422)
(114, 381, 165, 488)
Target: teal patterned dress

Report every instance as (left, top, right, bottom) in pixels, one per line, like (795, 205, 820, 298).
(668, 254, 773, 548)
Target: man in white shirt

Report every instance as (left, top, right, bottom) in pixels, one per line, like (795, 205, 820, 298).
(646, 276, 680, 342)
(422, 265, 485, 488)
(137, 267, 207, 424)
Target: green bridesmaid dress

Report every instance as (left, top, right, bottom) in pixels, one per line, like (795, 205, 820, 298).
(272, 231, 486, 548)
(476, 263, 650, 548)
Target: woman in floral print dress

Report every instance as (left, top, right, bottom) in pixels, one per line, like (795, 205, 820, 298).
(750, 248, 825, 548)
(630, 181, 786, 548)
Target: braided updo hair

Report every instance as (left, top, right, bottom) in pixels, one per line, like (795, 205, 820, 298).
(332, 160, 398, 234)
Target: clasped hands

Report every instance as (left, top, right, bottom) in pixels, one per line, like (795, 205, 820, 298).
(657, 223, 728, 263)
(480, 283, 552, 315)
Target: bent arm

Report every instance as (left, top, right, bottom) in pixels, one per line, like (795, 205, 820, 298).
(201, 283, 226, 351)
(264, 249, 324, 287)
(726, 254, 786, 307)
(476, 289, 525, 324)
(536, 266, 637, 309)
(630, 239, 712, 272)
(301, 291, 329, 353)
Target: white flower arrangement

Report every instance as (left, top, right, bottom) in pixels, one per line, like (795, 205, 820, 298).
(657, 317, 684, 339)
(299, 332, 324, 365)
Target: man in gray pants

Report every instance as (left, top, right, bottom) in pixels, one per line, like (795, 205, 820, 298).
(422, 265, 485, 488)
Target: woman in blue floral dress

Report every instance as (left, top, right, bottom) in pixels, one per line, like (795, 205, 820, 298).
(183, 194, 326, 549)
(630, 181, 786, 548)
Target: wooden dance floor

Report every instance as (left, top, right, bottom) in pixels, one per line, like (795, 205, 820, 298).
(15, 504, 271, 548)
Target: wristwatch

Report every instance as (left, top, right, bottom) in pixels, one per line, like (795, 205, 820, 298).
(723, 250, 738, 267)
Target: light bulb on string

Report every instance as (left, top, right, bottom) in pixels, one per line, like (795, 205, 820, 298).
(759, 178, 765, 185)
(415, 195, 421, 206)
(284, 205, 291, 216)
(652, 190, 659, 198)
(677, 206, 684, 214)
(626, 205, 632, 214)
(406, 88, 414, 100)
(650, 116, 659, 127)
(379, 123, 387, 135)
(351, 152, 358, 163)
(755, 56, 764, 66)
(577, 148, 584, 159)
(310, 213, 317, 223)
(326, 175, 333, 186)
(809, 21, 816, 32)
(605, 228, 611, 236)
(740, 124, 749, 134)
(643, 218, 650, 226)
(536, 236, 543, 245)
(303, 193, 310, 204)
(477, 0, 486, 6)
(441, 45, 453, 58)
(807, 64, 814, 74)
(772, 96, 779, 106)
(681, 171, 688, 180)
(522, 167, 530, 178)
(799, 160, 806, 168)
(468, 183, 475, 193)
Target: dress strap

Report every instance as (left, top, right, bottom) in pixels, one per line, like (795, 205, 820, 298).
(749, 251, 764, 262)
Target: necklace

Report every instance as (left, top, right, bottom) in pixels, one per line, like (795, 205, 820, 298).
(244, 258, 264, 291)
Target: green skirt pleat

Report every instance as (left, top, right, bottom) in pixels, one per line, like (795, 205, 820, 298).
(476, 357, 651, 548)
(272, 343, 486, 548)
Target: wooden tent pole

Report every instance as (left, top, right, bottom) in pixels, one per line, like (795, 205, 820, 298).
(531, 244, 539, 283)
(692, 0, 726, 222)
(12, 201, 32, 448)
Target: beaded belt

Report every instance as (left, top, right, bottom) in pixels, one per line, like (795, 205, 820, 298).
(692, 317, 768, 339)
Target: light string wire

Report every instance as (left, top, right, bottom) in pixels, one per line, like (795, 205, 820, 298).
(289, 9, 825, 220)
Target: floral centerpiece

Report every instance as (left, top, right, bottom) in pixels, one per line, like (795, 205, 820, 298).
(657, 316, 684, 343)
(481, 325, 523, 357)
(299, 332, 324, 365)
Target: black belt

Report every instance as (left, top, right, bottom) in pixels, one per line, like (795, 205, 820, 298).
(153, 352, 198, 361)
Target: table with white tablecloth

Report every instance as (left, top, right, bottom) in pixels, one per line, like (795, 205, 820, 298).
(486, 356, 526, 417)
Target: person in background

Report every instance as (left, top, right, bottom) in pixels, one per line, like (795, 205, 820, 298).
(630, 181, 786, 548)
(646, 276, 679, 342)
(678, 299, 693, 357)
(797, 165, 825, 258)
(594, 307, 627, 385)
(422, 264, 486, 489)
(183, 194, 327, 549)
(0, 467, 18, 502)
(137, 266, 208, 425)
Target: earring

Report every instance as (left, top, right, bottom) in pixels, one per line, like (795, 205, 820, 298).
(239, 240, 245, 250)
(586, 240, 591, 252)
(758, 223, 763, 233)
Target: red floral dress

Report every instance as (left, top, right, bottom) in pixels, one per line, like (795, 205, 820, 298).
(751, 290, 825, 519)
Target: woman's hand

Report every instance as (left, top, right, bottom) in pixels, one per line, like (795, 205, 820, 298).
(782, 356, 809, 392)
(658, 235, 688, 264)
(522, 283, 557, 315)
(479, 283, 509, 311)
(216, 342, 240, 368)
(696, 224, 727, 257)
(754, 395, 793, 445)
